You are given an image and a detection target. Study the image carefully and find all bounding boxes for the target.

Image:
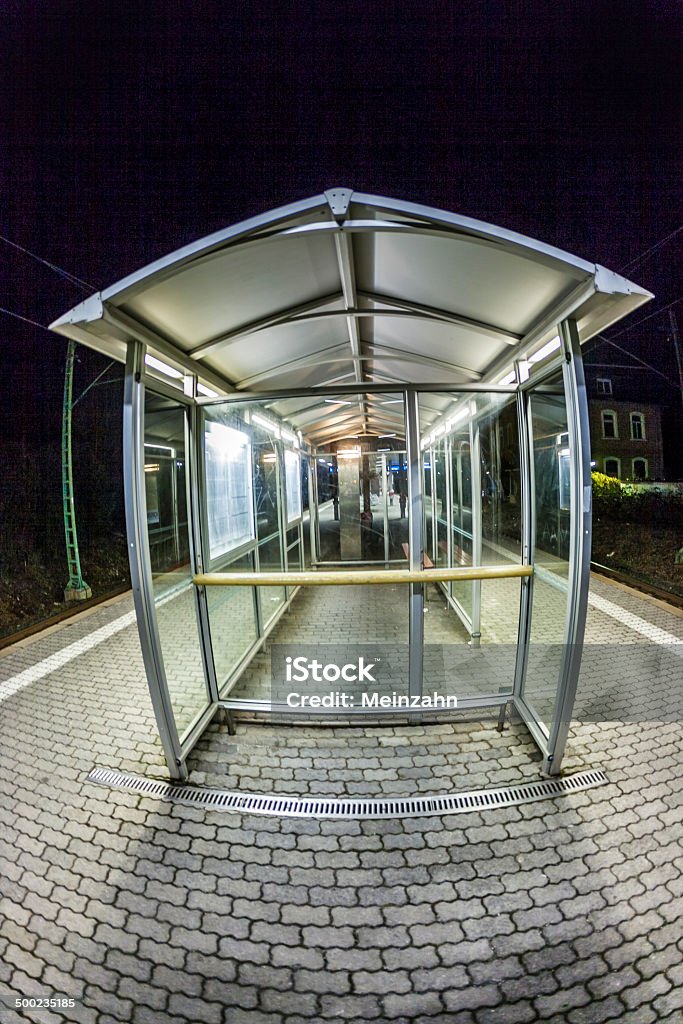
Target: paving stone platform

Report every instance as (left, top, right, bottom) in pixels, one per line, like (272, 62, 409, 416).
(0, 576, 682, 1023)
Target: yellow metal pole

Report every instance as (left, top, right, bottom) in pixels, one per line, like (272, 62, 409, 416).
(194, 565, 533, 587)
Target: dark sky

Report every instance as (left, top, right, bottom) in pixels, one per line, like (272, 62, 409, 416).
(1, 0, 681, 434)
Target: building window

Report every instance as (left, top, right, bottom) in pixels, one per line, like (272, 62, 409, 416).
(632, 458, 648, 481)
(604, 458, 620, 478)
(601, 410, 618, 439)
(596, 378, 612, 395)
(630, 412, 645, 440)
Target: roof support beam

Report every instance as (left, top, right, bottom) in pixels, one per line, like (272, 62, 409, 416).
(333, 229, 367, 435)
(482, 276, 596, 383)
(305, 409, 403, 438)
(357, 290, 521, 344)
(366, 342, 482, 380)
(235, 344, 353, 390)
(102, 304, 236, 395)
(188, 292, 343, 359)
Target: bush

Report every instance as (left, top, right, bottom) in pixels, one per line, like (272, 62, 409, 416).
(592, 472, 683, 528)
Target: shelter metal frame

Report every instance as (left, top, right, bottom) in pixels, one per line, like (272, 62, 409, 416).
(54, 188, 651, 785)
(123, 330, 591, 780)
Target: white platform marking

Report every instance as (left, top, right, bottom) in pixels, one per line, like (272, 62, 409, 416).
(1, 582, 681, 705)
(588, 591, 683, 647)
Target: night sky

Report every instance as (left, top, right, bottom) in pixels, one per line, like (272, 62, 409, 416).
(1, 0, 681, 438)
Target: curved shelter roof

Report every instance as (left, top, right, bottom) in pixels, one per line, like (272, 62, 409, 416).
(51, 187, 652, 441)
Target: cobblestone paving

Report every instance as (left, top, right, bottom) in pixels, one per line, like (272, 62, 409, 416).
(1, 578, 683, 1023)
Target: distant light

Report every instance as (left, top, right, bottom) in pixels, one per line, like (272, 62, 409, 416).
(145, 354, 183, 380)
(338, 447, 361, 458)
(144, 443, 174, 453)
(590, 461, 596, 467)
(529, 336, 561, 364)
(377, 447, 391, 452)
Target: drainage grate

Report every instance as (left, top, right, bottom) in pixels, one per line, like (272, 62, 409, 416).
(86, 766, 608, 820)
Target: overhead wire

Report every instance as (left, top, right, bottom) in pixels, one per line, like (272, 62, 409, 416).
(617, 225, 683, 275)
(0, 233, 95, 292)
(605, 295, 683, 340)
(0, 306, 49, 332)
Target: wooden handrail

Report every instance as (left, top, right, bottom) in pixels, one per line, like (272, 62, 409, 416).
(194, 564, 533, 587)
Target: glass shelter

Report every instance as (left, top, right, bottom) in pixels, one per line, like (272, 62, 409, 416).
(51, 189, 651, 781)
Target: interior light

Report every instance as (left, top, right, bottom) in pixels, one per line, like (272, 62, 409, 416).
(197, 383, 219, 398)
(252, 413, 281, 437)
(447, 405, 471, 431)
(529, 336, 561, 364)
(144, 354, 184, 380)
(324, 399, 352, 405)
(281, 428, 297, 445)
(498, 370, 517, 386)
(337, 447, 361, 458)
(377, 447, 391, 452)
(144, 463, 160, 473)
(144, 443, 174, 452)
(381, 399, 403, 405)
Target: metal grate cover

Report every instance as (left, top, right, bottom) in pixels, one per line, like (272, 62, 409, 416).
(87, 766, 608, 820)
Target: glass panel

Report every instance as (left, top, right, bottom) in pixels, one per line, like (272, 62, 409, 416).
(286, 526, 302, 571)
(254, 429, 285, 626)
(258, 534, 286, 625)
(419, 391, 522, 703)
(314, 453, 341, 561)
(207, 552, 259, 693)
(450, 437, 473, 619)
(145, 392, 209, 737)
(387, 452, 409, 559)
(522, 371, 572, 733)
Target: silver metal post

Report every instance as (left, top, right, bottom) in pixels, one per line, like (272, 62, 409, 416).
(512, 373, 533, 704)
(381, 453, 390, 562)
(470, 410, 482, 646)
(186, 383, 220, 704)
(543, 318, 592, 775)
(405, 390, 424, 700)
(123, 341, 187, 781)
(308, 458, 318, 565)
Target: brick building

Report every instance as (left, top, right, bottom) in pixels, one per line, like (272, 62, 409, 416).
(587, 393, 664, 480)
